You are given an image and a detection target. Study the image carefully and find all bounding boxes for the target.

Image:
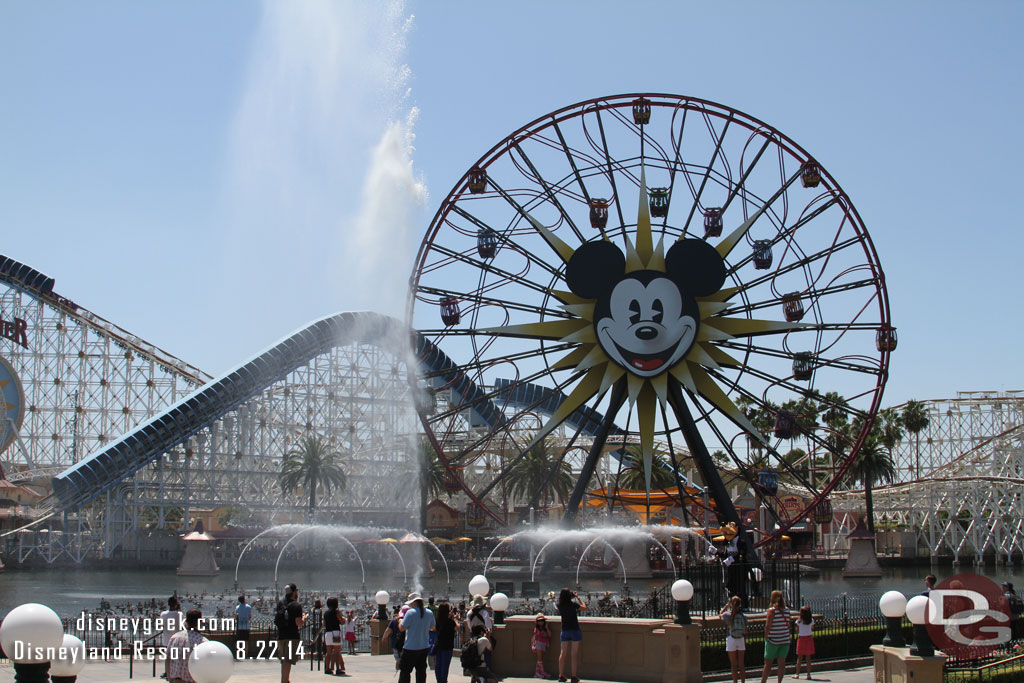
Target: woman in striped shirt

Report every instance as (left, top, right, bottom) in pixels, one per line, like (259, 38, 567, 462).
(759, 590, 791, 683)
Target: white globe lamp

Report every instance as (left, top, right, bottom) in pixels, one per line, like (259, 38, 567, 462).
(188, 640, 234, 683)
(50, 634, 87, 682)
(671, 579, 694, 625)
(0, 602, 65, 682)
(375, 590, 390, 620)
(905, 594, 935, 656)
(879, 590, 907, 646)
(490, 592, 509, 624)
(468, 574, 489, 598)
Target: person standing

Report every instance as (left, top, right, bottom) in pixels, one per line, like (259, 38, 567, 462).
(398, 592, 436, 683)
(323, 596, 345, 676)
(160, 596, 183, 680)
(556, 588, 586, 683)
(794, 606, 815, 680)
(167, 609, 207, 683)
(382, 605, 404, 671)
(531, 613, 552, 679)
(1003, 582, 1024, 640)
(433, 602, 458, 683)
(276, 583, 308, 683)
(234, 596, 252, 660)
(720, 596, 746, 683)
(344, 610, 357, 656)
(760, 590, 791, 683)
(922, 574, 937, 595)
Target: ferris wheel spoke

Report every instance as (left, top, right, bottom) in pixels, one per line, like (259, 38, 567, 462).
(680, 115, 734, 235)
(485, 176, 577, 265)
(724, 196, 841, 275)
(427, 242, 556, 299)
(448, 205, 566, 282)
(593, 106, 627, 229)
(720, 232, 864, 302)
(719, 134, 774, 217)
(418, 284, 572, 321)
(719, 276, 879, 318)
(714, 166, 804, 262)
(511, 142, 587, 244)
(420, 343, 577, 381)
(713, 340, 882, 377)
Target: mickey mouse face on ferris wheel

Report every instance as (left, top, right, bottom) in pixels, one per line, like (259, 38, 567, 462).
(565, 239, 727, 378)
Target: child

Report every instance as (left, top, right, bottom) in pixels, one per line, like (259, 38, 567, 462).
(795, 606, 815, 680)
(531, 613, 551, 679)
(344, 610, 357, 655)
(720, 596, 746, 683)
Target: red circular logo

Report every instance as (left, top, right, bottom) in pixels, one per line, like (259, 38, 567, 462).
(925, 573, 1012, 659)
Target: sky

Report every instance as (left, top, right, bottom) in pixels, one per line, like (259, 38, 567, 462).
(1, 1, 1021, 408)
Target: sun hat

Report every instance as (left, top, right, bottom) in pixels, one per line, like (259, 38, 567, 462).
(405, 592, 424, 606)
(471, 594, 488, 607)
(535, 613, 546, 620)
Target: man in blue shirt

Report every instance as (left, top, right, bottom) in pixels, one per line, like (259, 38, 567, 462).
(234, 595, 252, 659)
(398, 592, 436, 683)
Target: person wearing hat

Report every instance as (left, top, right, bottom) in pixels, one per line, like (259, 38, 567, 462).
(398, 592, 436, 683)
(531, 613, 552, 679)
(467, 594, 494, 671)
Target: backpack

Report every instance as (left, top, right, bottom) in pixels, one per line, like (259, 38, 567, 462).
(729, 612, 747, 639)
(460, 637, 483, 670)
(274, 603, 288, 631)
(1008, 592, 1024, 617)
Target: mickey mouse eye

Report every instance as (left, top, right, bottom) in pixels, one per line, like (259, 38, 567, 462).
(652, 299, 664, 324)
(629, 299, 641, 324)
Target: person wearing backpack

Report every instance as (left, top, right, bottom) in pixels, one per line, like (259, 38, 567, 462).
(461, 624, 496, 683)
(381, 605, 405, 671)
(275, 583, 307, 683)
(720, 596, 746, 683)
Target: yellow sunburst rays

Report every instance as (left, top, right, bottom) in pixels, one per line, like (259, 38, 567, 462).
(484, 170, 803, 495)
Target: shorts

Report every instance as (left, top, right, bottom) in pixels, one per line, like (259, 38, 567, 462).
(278, 638, 301, 664)
(345, 631, 357, 642)
(324, 630, 342, 646)
(764, 640, 790, 660)
(725, 635, 745, 652)
(796, 635, 815, 656)
(560, 628, 582, 642)
(532, 642, 548, 652)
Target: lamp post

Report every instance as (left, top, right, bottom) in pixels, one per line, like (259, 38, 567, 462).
(671, 579, 694, 626)
(490, 593, 509, 625)
(375, 590, 390, 622)
(188, 641, 234, 683)
(906, 595, 935, 657)
(0, 603, 65, 683)
(879, 590, 907, 647)
(49, 635, 86, 683)
(468, 574, 489, 599)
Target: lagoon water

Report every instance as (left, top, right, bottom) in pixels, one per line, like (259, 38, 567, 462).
(6, 564, 1024, 619)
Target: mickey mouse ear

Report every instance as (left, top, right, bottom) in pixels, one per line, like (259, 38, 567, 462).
(665, 239, 727, 296)
(566, 241, 625, 299)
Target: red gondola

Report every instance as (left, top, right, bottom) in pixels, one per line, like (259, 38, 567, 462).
(800, 161, 821, 188)
(876, 325, 898, 352)
(589, 198, 609, 230)
(440, 297, 461, 326)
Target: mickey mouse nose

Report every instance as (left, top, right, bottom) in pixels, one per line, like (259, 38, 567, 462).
(635, 326, 658, 341)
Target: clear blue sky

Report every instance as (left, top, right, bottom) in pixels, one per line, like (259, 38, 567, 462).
(1, 1, 1020, 406)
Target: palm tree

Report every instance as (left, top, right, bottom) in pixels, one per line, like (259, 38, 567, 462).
(846, 430, 897, 534)
(902, 400, 930, 477)
(420, 438, 447, 501)
(617, 446, 676, 491)
(878, 407, 905, 452)
(505, 436, 573, 512)
(279, 435, 347, 521)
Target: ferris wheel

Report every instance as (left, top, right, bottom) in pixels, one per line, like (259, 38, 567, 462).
(408, 93, 893, 547)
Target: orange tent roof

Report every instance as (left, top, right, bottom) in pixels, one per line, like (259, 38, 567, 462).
(584, 486, 711, 508)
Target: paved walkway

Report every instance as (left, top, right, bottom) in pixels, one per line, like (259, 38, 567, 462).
(0, 653, 877, 683)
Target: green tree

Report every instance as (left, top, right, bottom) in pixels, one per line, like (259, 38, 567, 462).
(846, 429, 897, 534)
(505, 436, 573, 511)
(618, 446, 676, 491)
(279, 435, 348, 521)
(420, 438, 447, 501)
(902, 400, 930, 477)
(878, 407, 905, 452)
